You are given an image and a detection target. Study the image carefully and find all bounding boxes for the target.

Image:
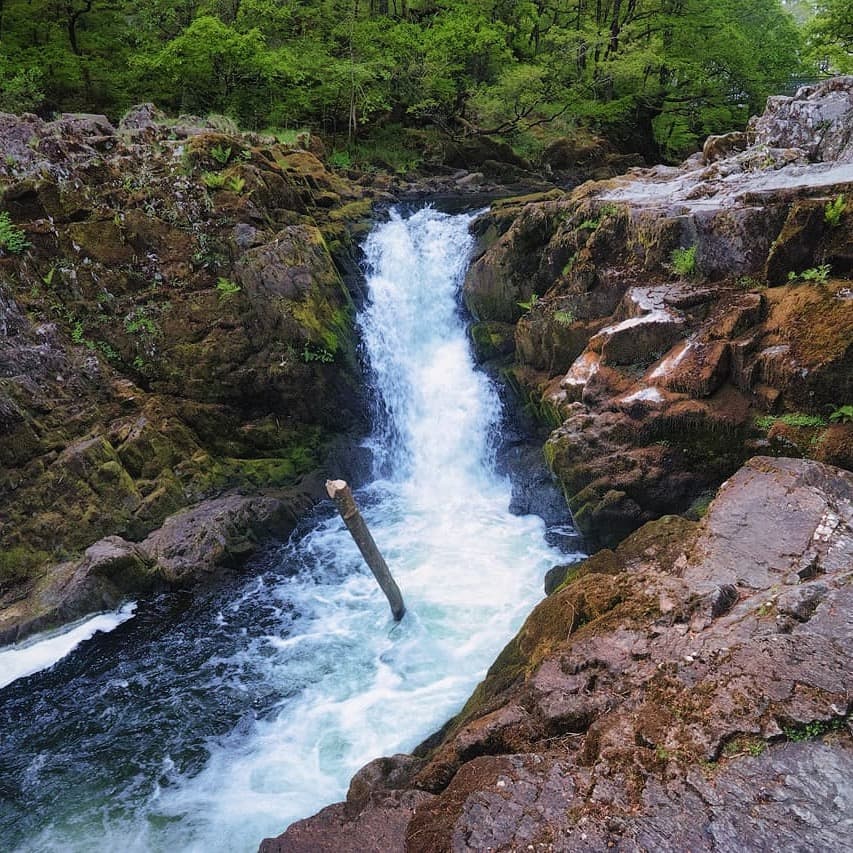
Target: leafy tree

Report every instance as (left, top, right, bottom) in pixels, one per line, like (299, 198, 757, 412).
(806, 0, 853, 72)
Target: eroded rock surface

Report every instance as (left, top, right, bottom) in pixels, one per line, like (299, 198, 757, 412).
(261, 456, 853, 852)
(0, 109, 375, 641)
(464, 77, 853, 548)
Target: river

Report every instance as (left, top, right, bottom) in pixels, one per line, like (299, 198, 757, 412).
(0, 207, 576, 852)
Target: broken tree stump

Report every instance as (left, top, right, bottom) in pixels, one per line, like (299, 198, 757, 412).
(326, 479, 406, 621)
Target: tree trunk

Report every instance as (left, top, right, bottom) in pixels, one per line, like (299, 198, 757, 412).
(326, 479, 406, 621)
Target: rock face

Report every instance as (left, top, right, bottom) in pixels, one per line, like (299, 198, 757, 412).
(261, 456, 853, 852)
(0, 109, 377, 641)
(464, 77, 853, 549)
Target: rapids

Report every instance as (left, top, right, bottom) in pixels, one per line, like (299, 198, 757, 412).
(0, 208, 576, 852)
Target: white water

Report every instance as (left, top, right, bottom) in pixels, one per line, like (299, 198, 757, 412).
(0, 603, 136, 690)
(14, 208, 570, 853)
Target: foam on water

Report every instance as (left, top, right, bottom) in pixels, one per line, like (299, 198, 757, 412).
(0, 603, 136, 690)
(2, 208, 573, 853)
(141, 208, 564, 851)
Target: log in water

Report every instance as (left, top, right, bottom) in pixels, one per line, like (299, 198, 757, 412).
(326, 479, 405, 621)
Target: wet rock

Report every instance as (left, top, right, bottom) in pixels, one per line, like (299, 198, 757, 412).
(260, 790, 434, 853)
(266, 457, 853, 852)
(657, 340, 730, 397)
(141, 494, 303, 584)
(0, 536, 156, 644)
(590, 311, 685, 366)
(749, 76, 853, 163)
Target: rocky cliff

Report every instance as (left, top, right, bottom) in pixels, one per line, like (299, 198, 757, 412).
(260, 80, 853, 852)
(466, 77, 852, 550)
(0, 106, 380, 642)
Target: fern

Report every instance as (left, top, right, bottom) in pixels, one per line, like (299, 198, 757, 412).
(825, 194, 845, 227)
(0, 211, 30, 254)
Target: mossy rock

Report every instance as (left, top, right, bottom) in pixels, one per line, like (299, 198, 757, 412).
(66, 219, 133, 265)
(469, 321, 516, 363)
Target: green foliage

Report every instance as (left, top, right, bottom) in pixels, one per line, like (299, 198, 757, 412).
(553, 309, 575, 326)
(300, 343, 334, 363)
(327, 150, 352, 168)
(210, 144, 232, 166)
(829, 404, 853, 424)
(215, 277, 241, 300)
(226, 176, 246, 193)
(755, 412, 827, 430)
(788, 264, 831, 283)
(202, 171, 227, 189)
(578, 218, 600, 231)
(670, 245, 697, 277)
(723, 736, 767, 757)
(124, 309, 159, 336)
(517, 293, 539, 312)
(561, 255, 577, 277)
(805, 0, 853, 73)
(0, 59, 43, 113)
(824, 195, 846, 227)
(783, 717, 847, 742)
(736, 275, 764, 290)
(0, 0, 807, 162)
(0, 212, 30, 254)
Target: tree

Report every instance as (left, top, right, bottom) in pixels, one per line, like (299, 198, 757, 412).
(807, 0, 853, 72)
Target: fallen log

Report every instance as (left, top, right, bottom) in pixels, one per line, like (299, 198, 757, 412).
(325, 479, 406, 621)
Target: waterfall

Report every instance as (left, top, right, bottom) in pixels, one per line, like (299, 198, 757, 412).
(0, 208, 571, 853)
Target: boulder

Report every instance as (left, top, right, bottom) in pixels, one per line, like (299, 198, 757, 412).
(749, 76, 853, 163)
(141, 494, 303, 584)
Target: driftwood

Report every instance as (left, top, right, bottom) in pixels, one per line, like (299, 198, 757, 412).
(326, 479, 406, 621)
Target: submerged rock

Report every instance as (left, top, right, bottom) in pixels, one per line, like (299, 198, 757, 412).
(260, 456, 853, 852)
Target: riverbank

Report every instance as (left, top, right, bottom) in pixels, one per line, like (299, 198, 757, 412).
(261, 79, 853, 851)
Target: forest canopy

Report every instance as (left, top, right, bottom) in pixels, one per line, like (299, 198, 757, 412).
(0, 0, 844, 161)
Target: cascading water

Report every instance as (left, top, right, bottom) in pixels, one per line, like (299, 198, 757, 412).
(0, 208, 574, 852)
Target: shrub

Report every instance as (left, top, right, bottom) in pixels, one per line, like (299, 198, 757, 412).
(670, 245, 697, 277)
(328, 150, 352, 168)
(210, 143, 232, 165)
(0, 211, 30, 254)
(216, 277, 241, 300)
(788, 264, 831, 284)
(829, 404, 853, 423)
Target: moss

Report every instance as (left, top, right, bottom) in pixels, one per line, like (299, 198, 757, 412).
(0, 545, 50, 590)
(188, 425, 328, 494)
(469, 321, 515, 362)
(490, 189, 565, 211)
(328, 199, 373, 222)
